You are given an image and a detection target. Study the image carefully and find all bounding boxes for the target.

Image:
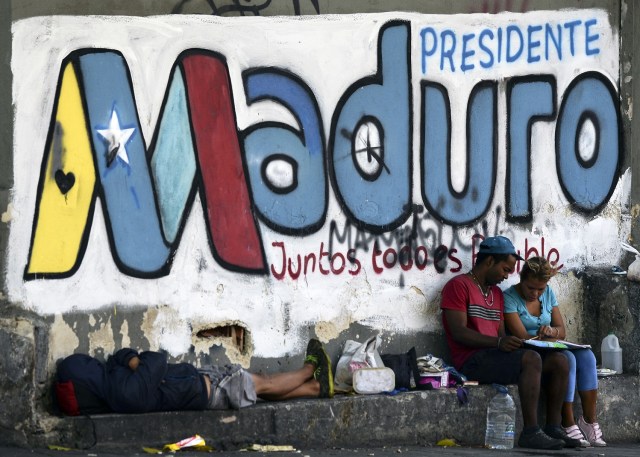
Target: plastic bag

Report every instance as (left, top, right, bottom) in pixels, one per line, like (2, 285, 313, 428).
(334, 335, 384, 392)
(621, 242, 640, 281)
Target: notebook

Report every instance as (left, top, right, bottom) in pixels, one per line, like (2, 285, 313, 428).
(523, 339, 591, 350)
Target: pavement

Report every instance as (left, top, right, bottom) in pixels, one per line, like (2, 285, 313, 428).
(2, 444, 640, 456)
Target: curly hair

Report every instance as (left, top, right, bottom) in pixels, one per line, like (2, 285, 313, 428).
(520, 256, 558, 282)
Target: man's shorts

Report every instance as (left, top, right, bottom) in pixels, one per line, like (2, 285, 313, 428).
(460, 349, 525, 385)
(199, 364, 257, 410)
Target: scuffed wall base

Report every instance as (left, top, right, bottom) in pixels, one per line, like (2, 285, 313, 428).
(42, 305, 452, 377)
(0, 306, 50, 447)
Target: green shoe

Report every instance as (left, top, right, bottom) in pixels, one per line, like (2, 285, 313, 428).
(304, 339, 334, 398)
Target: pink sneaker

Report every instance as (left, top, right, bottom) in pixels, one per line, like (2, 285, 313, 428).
(563, 424, 590, 447)
(578, 416, 607, 447)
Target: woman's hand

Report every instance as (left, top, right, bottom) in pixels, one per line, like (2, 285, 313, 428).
(537, 325, 559, 340)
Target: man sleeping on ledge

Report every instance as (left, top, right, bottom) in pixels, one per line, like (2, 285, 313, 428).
(54, 340, 333, 416)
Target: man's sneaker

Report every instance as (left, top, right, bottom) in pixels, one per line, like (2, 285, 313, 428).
(304, 339, 334, 398)
(543, 425, 582, 448)
(578, 416, 607, 447)
(517, 429, 564, 450)
(563, 424, 590, 447)
(303, 339, 321, 366)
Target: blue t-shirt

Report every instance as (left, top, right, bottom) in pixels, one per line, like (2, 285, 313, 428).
(503, 285, 558, 336)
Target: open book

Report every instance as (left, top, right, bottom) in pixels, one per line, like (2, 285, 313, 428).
(523, 339, 591, 350)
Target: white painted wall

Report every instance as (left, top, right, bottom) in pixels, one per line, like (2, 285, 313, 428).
(8, 11, 626, 358)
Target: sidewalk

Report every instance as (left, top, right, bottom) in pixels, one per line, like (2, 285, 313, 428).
(46, 375, 639, 452)
(3, 444, 640, 457)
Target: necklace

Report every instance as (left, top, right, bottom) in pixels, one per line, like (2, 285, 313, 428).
(468, 271, 494, 307)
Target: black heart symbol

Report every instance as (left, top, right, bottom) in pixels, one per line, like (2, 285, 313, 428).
(55, 170, 75, 195)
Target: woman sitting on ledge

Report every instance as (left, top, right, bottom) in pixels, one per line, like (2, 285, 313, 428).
(54, 340, 333, 416)
(503, 256, 606, 447)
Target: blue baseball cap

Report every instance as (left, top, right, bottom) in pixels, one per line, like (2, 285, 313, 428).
(478, 236, 524, 260)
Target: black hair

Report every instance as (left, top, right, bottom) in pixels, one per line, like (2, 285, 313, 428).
(475, 253, 512, 266)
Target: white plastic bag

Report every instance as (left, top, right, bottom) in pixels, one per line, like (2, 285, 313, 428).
(334, 335, 384, 392)
(621, 242, 640, 281)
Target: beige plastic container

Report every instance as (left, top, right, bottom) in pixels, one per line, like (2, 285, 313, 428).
(352, 367, 396, 394)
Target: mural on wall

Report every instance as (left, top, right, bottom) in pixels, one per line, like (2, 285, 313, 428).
(9, 11, 625, 356)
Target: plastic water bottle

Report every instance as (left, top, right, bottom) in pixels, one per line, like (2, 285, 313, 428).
(601, 332, 623, 374)
(485, 384, 516, 449)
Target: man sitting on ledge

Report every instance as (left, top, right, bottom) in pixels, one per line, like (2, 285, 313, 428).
(440, 236, 580, 450)
(54, 339, 333, 415)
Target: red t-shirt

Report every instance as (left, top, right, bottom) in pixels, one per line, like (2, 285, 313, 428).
(440, 274, 504, 369)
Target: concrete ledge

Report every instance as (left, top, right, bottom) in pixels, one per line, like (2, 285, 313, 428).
(51, 375, 640, 451)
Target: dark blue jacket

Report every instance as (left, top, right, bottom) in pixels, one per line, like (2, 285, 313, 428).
(56, 348, 208, 413)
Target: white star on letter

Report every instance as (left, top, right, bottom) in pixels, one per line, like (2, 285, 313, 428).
(97, 110, 135, 166)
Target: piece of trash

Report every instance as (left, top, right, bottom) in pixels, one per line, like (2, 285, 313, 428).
(456, 386, 469, 405)
(611, 266, 627, 275)
(247, 444, 297, 452)
(436, 438, 459, 447)
(47, 445, 74, 451)
(597, 368, 617, 377)
(162, 434, 213, 452)
(384, 387, 408, 396)
(221, 415, 237, 424)
(142, 447, 163, 454)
